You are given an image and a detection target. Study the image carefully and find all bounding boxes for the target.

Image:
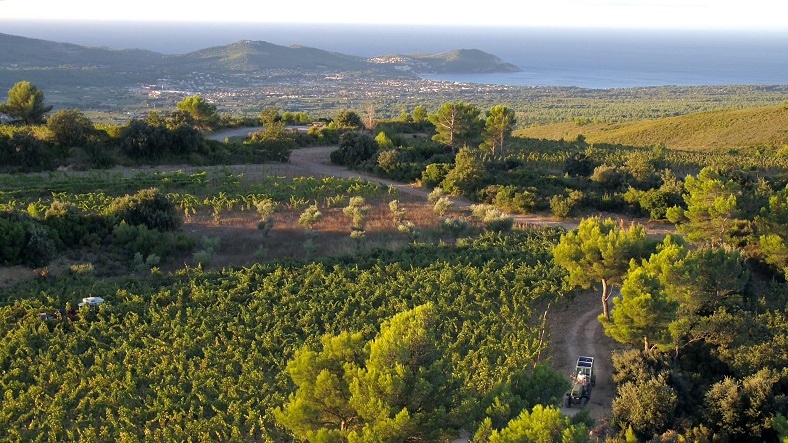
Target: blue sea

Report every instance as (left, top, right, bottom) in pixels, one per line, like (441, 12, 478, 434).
(1, 21, 787, 89)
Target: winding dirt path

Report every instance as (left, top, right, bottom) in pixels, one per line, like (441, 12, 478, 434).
(554, 294, 617, 420)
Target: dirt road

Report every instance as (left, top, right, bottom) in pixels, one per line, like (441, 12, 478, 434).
(550, 292, 619, 421)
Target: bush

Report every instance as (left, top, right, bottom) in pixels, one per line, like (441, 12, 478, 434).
(112, 222, 173, 258)
(47, 108, 96, 147)
(612, 349, 671, 385)
(22, 223, 57, 268)
(442, 148, 489, 198)
(119, 119, 169, 160)
(43, 201, 109, 249)
(470, 204, 513, 232)
(591, 164, 626, 190)
(612, 374, 678, 438)
(550, 194, 576, 218)
(492, 185, 537, 214)
(421, 163, 452, 188)
(704, 369, 780, 441)
(0, 215, 28, 264)
(107, 188, 181, 232)
(564, 152, 598, 178)
(442, 216, 471, 238)
(330, 131, 378, 167)
(11, 131, 51, 171)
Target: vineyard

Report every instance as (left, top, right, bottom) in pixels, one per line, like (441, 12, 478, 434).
(3, 89, 788, 441)
(0, 168, 385, 215)
(0, 227, 568, 441)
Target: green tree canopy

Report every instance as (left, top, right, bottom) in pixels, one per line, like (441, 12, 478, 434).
(412, 105, 428, 124)
(481, 105, 516, 160)
(46, 108, 95, 147)
(274, 331, 368, 442)
(756, 185, 788, 276)
(330, 131, 378, 167)
(483, 404, 590, 443)
(429, 102, 482, 153)
(705, 369, 780, 441)
(612, 374, 678, 438)
(0, 81, 53, 125)
(601, 266, 678, 352)
(668, 167, 743, 248)
(176, 95, 219, 130)
(276, 304, 458, 442)
(552, 216, 654, 319)
(441, 147, 489, 198)
(335, 109, 362, 130)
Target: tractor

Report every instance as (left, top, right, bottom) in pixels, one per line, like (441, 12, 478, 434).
(564, 356, 595, 408)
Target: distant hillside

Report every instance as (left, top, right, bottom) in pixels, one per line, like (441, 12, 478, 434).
(0, 33, 165, 69)
(515, 104, 788, 152)
(370, 49, 520, 74)
(176, 40, 372, 71)
(0, 33, 518, 78)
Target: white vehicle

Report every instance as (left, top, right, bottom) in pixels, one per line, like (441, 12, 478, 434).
(78, 296, 105, 307)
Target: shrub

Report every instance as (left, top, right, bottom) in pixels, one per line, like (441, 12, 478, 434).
(704, 369, 779, 441)
(493, 185, 537, 214)
(470, 204, 513, 232)
(107, 188, 181, 232)
(43, 201, 109, 249)
(22, 223, 57, 268)
(330, 131, 377, 167)
(421, 163, 452, 189)
(442, 216, 471, 238)
(376, 149, 399, 173)
(47, 108, 96, 147)
(112, 221, 173, 258)
(0, 215, 28, 264)
(11, 131, 51, 171)
(119, 119, 169, 160)
(550, 194, 576, 218)
(193, 236, 221, 267)
(591, 164, 626, 190)
(442, 148, 489, 197)
(612, 374, 678, 438)
(564, 152, 598, 177)
(433, 197, 453, 216)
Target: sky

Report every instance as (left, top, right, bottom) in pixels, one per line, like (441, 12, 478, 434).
(0, 0, 785, 30)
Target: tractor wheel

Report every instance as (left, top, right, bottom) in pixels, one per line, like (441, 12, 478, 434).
(564, 395, 571, 408)
(580, 397, 588, 407)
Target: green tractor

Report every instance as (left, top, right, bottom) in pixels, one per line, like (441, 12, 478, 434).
(564, 356, 595, 408)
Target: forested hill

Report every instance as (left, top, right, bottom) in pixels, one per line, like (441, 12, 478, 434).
(515, 103, 788, 152)
(0, 32, 518, 75)
(0, 32, 164, 69)
(370, 49, 521, 73)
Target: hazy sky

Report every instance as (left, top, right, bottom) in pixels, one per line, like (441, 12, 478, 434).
(0, 0, 784, 29)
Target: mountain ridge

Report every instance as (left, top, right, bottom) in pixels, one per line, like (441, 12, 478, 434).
(0, 32, 520, 75)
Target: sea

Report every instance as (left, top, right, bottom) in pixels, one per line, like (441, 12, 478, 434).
(2, 21, 787, 89)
